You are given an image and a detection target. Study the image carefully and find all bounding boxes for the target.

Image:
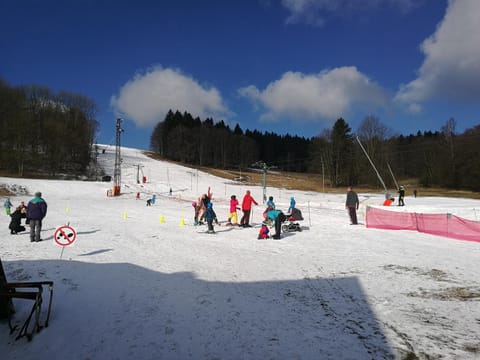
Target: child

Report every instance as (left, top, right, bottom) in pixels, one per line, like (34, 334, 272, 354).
(199, 187, 213, 223)
(4, 198, 12, 216)
(266, 196, 275, 210)
(227, 195, 239, 225)
(258, 222, 270, 239)
(192, 201, 201, 225)
(205, 202, 219, 233)
(288, 197, 296, 213)
(263, 196, 276, 222)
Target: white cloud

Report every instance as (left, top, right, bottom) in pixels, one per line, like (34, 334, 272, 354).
(282, 0, 419, 26)
(110, 67, 229, 127)
(395, 0, 480, 108)
(238, 67, 388, 122)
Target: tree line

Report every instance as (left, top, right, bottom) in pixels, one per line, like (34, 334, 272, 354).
(0, 80, 98, 178)
(150, 110, 480, 191)
(2, 77, 478, 192)
(149, 110, 310, 172)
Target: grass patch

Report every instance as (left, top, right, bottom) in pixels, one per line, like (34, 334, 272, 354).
(143, 152, 480, 199)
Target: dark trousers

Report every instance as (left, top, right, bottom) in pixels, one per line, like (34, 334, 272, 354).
(348, 207, 358, 225)
(207, 220, 214, 231)
(240, 210, 251, 225)
(273, 212, 286, 238)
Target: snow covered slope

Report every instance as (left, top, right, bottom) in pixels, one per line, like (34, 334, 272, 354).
(1, 146, 479, 359)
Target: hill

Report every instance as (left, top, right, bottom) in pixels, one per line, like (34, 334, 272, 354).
(1, 146, 479, 359)
(145, 151, 480, 200)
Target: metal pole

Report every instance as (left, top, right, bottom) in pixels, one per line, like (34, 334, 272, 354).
(356, 136, 388, 194)
(321, 156, 325, 194)
(387, 163, 399, 190)
(113, 118, 123, 196)
(262, 165, 267, 204)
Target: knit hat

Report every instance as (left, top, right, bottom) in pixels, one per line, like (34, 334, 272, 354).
(35, 192, 42, 197)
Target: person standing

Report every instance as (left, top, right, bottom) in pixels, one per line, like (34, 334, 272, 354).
(199, 187, 213, 223)
(227, 195, 239, 225)
(26, 191, 47, 242)
(192, 201, 201, 225)
(345, 186, 359, 225)
(205, 202, 219, 233)
(4, 198, 12, 216)
(240, 190, 258, 227)
(398, 186, 405, 206)
(288, 197, 296, 213)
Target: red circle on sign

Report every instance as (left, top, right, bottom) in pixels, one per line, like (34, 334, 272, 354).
(54, 226, 77, 247)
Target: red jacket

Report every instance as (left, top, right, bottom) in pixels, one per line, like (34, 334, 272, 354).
(242, 192, 258, 211)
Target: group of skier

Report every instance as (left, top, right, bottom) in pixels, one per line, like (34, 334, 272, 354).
(189, 187, 300, 238)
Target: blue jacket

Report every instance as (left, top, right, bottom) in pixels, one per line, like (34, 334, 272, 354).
(288, 197, 296, 212)
(205, 207, 217, 222)
(27, 196, 47, 220)
(266, 199, 275, 209)
(266, 209, 281, 221)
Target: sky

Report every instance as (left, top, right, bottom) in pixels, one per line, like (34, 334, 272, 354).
(1, 146, 480, 359)
(1, 0, 480, 149)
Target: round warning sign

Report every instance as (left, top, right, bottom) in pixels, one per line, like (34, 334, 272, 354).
(54, 225, 77, 247)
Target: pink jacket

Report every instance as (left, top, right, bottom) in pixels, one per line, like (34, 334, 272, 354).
(230, 198, 239, 213)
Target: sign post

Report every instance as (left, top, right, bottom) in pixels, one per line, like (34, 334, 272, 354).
(54, 225, 77, 259)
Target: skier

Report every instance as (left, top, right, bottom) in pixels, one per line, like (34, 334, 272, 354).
(398, 186, 405, 206)
(199, 187, 213, 223)
(240, 190, 258, 227)
(192, 201, 201, 225)
(227, 195, 240, 225)
(205, 202, 219, 233)
(257, 221, 270, 239)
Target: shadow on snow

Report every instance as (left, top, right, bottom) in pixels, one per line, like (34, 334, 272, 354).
(2, 259, 394, 359)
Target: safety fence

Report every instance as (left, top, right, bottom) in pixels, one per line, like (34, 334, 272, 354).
(365, 206, 480, 243)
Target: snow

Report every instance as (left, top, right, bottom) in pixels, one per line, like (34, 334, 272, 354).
(1, 146, 480, 359)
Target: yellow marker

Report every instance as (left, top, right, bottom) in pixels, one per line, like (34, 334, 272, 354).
(160, 215, 165, 223)
(179, 217, 185, 226)
(66, 207, 70, 214)
(123, 208, 127, 220)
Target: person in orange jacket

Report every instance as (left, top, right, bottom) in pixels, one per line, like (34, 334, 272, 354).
(383, 198, 395, 206)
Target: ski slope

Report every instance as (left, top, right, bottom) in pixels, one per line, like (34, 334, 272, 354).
(1, 146, 479, 359)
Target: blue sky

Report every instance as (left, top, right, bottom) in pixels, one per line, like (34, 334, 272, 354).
(1, 0, 479, 149)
